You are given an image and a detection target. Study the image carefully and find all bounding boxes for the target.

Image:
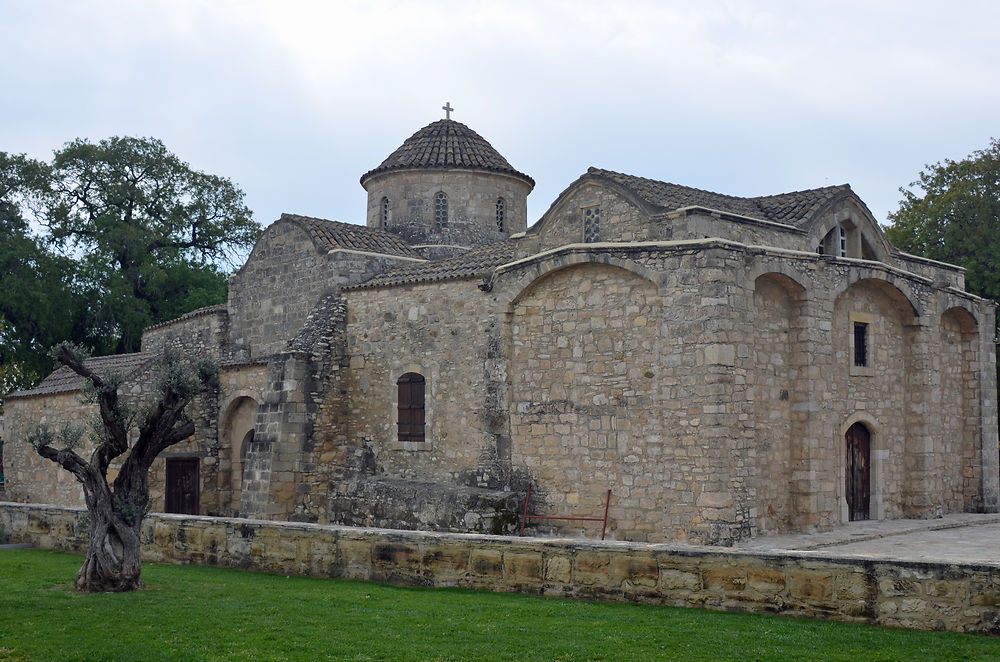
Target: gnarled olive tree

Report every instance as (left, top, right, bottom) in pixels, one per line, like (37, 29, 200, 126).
(28, 343, 217, 592)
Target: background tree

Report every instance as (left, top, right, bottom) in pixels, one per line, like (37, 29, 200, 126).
(28, 343, 217, 592)
(885, 138, 1000, 390)
(886, 138, 1000, 301)
(0, 138, 259, 403)
(44, 137, 259, 354)
(0, 153, 83, 395)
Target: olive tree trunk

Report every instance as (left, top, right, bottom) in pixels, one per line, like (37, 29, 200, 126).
(31, 343, 214, 593)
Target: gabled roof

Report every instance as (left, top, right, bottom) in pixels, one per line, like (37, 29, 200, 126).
(585, 168, 851, 225)
(280, 213, 424, 259)
(360, 119, 534, 188)
(6, 353, 153, 400)
(349, 239, 522, 289)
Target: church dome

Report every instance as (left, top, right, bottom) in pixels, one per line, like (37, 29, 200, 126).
(360, 119, 534, 188)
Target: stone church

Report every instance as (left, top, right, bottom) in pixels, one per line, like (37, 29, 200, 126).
(5, 112, 998, 545)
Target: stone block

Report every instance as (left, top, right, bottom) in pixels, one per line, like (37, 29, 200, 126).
(470, 549, 503, 578)
(747, 569, 786, 594)
(545, 555, 572, 584)
(422, 543, 470, 580)
(659, 567, 701, 591)
(504, 552, 543, 584)
(789, 571, 833, 601)
(703, 567, 747, 593)
(612, 555, 659, 588)
(574, 551, 611, 586)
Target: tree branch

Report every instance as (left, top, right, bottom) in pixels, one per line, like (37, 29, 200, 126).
(35, 444, 90, 483)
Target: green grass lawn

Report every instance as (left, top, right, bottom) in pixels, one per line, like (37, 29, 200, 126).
(1, 549, 998, 661)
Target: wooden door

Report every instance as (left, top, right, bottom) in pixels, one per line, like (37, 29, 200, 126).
(845, 423, 870, 521)
(165, 458, 200, 515)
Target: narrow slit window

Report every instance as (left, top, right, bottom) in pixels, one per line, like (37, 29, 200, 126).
(496, 197, 505, 232)
(584, 207, 601, 242)
(380, 196, 390, 226)
(853, 322, 868, 367)
(397, 372, 426, 443)
(839, 226, 847, 257)
(434, 191, 448, 231)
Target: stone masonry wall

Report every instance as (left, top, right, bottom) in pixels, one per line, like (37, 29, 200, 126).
(2, 392, 97, 506)
(508, 263, 671, 542)
(3, 502, 1000, 635)
(329, 238, 997, 545)
(536, 184, 652, 250)
(342, 279, 501, 484)
(228, 219, 416, 359)
(365, 170, 531, 249)
(141, 305, 230, 361)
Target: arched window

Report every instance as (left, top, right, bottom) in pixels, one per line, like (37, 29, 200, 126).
(434, 191, 448, 231)
(380, 196, 390, 226)
(496, 197, 505, 232)
(397, 372, 426, 443)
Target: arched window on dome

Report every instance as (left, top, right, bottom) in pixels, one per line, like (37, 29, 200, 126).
(380, 196, 390, 226)
(496, 197, 505, 232)
(434, 191, 448, 231)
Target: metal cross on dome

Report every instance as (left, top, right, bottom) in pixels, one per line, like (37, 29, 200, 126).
(442, 101, 454, 120)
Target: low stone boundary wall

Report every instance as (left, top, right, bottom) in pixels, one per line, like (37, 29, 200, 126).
(2, 502, 999, 634)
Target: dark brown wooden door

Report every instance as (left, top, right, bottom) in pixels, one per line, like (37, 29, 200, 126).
(845, 423, 870, 521)
(165, 458, 200, 515)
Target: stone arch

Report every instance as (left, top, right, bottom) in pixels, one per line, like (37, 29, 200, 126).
(494, 251, 660, 311)
(219, 394, 260, 515)
(805, 197, 892, 262)
(833, 272, 920, 323)
(751, 272, 807, 533)
(507, 261, 664, 541)
(939, 306, 981, 512)
(832, 278, 917, 520)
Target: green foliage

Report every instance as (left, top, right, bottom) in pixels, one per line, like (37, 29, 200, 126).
(0, 155, 82, 396)
(2, 550, 999, 661)
(0, 137, 260, 398)
(886, 138, 1000, 302)
(25, 422, 85, 452)
(44, 137, 260, 354)
(155, 348, 219, 402)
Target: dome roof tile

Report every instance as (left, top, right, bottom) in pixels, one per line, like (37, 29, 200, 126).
(360, 119, 534, 188)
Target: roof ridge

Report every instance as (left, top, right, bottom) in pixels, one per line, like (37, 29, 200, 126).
(588, 167, 845, 203)
(278, 213, 424, 259)
(586, 168, 854, 225)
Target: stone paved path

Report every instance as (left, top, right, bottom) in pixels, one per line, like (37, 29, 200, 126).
(735, 513, 1000, 565)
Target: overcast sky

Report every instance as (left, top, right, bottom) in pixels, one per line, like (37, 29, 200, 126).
(4, 1, 999, 243)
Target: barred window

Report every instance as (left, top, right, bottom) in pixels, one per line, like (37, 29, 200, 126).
(397, 373, 426, 443)
(853, 322, 868, 367)
(434, 191, 448, 231)
(496, 197, 505, 232)
(584, 207, 601, 242)
(380, 196, 389, 226)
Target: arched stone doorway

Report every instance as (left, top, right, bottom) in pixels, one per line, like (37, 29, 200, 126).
(845, 422, 871, 521)
(220, 395, 260, 515)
